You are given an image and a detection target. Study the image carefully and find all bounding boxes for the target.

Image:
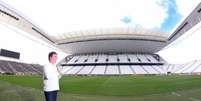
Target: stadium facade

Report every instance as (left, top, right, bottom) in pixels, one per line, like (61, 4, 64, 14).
(0, 1, 201, 75)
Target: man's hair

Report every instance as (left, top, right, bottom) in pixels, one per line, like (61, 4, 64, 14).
(48, 51, 57, 61)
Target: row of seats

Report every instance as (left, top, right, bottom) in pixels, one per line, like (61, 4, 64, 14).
(0, 60, 43, 75)
(1, 58, 201, 75)
(60, 65, 166, 75)
(60, 60, 201, 75)
(64, 54, 163, 64)
(163, 60, 201, 74)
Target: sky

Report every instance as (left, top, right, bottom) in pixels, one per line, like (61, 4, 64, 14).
(0, 0, 201, 64)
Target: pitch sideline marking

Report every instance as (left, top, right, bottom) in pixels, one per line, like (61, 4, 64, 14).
(172, 92, 200, 101)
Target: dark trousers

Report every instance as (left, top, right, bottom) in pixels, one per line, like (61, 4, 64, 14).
(44, 90, 58, 101)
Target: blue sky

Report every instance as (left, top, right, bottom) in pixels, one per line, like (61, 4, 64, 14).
(120, 0, 183, 33)
(159, 0, 182, 33)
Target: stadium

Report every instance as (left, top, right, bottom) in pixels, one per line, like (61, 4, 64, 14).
(0, 0, 201, 101)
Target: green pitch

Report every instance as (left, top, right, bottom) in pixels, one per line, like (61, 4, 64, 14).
(1, 75, 201, 101)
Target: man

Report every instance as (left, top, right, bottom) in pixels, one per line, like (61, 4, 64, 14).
(43, 51, 61, 101)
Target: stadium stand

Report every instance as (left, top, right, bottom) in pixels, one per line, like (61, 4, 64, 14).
(0, 59, 43, 75)
(59, 54, 201, 76)
(60, 53, 166, 75)
(168, 60, 201, 75)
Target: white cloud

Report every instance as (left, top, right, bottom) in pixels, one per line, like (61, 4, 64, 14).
(175, 0, 200, 17)
(1, 0, 169, 35)
(119, 0, 169, 29)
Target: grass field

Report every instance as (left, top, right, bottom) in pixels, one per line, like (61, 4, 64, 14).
(1, 75, 201, 101)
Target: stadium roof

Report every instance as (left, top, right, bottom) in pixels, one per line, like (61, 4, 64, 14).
(0, 0, 200, 54)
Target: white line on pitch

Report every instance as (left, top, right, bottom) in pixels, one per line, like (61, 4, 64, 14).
(189, 97, 200, 101)
(171, 92, 181, 96)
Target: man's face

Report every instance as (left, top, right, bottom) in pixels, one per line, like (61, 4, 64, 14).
(50, 54, 58, 64)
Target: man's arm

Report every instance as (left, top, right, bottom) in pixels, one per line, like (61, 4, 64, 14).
(57, 67, 62, 79)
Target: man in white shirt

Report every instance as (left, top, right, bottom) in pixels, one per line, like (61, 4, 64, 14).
(43, 51, 61, 101)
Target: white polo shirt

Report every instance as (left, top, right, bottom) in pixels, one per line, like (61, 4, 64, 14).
(43, 63, 60, 92)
